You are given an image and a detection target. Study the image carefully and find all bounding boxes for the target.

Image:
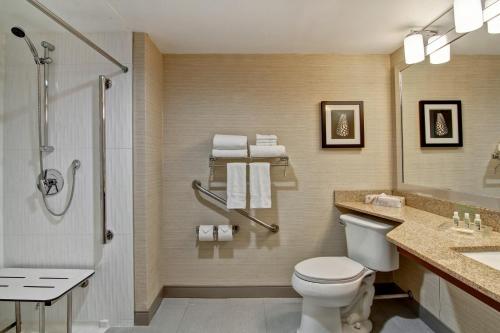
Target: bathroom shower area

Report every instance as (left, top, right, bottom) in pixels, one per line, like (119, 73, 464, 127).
(0, 0, 134, 330)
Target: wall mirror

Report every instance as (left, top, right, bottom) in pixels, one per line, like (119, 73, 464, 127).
(399, 8, 500, 208)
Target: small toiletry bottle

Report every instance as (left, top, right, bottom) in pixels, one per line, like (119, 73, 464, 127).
(464, 213, 471, 228)
(453, 211, 460, 227)
(474, 214, 482, 231)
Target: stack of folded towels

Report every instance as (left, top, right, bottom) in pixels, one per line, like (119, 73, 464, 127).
(255, 134, 278, 146)
(212, 134, 248, 158)
(250, 134, 286, 157)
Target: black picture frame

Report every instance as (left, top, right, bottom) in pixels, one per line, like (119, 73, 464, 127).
(419, 100, 463, 147)
(321, 101, 365, 148)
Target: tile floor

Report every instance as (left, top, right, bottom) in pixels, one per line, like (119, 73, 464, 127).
(108, 298, 435, 333)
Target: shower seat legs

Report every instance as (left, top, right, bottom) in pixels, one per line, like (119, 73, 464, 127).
(39, 302, 45, 333)
(15, 301, 21, 333)
(67, 291, 73, 333)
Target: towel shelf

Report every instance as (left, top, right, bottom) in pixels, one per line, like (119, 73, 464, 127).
(192, 180, 279, 233)
(209, 156, 289, 178)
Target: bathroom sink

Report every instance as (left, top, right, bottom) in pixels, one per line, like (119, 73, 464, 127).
(461, 251, 500, 271)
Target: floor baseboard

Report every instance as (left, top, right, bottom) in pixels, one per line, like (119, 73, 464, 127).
(164, 285, 300, 298)
(134, 288, 164, 326)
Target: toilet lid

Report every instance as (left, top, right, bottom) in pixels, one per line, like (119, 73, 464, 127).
(294, 257, 367, 284)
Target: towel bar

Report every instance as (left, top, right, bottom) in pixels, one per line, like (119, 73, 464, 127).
(192, 180, 279, 233)
(209, 156, 289, 178)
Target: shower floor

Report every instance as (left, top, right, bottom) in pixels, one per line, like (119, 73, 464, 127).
(108, 298, 435, 333)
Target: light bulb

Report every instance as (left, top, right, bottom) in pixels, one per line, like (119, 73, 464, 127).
(428, 36, 450, 64)
(454, 0, 484, 33)
(404, 32, 425, 64)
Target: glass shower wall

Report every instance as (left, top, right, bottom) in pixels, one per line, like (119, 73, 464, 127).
(0, 0, 134, 328)
(0, 27, 9, 328)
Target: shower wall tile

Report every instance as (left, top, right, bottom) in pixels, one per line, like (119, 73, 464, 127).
(2, 31, 133, 326)
(107, 148, 133, 235)
(0, 32, 5, 270)
(3, 148, 97, 237)
(4, 234, 95, 268)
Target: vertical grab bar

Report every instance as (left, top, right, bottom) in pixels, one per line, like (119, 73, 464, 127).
(99, 75, 113, 244)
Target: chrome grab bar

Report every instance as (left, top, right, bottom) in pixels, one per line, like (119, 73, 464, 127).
(192, 180, 279, 233)
(99, 76, 113, 244)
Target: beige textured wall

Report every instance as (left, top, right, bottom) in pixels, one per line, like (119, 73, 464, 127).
(161, 54, 393, 286)
(133, 33, 163, 311)
(401, 56, 500, 198)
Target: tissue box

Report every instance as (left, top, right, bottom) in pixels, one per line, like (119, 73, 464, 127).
(365, 193, 405, 208)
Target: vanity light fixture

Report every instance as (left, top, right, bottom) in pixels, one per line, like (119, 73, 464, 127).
(404, 31, 425, 64)
(485, 0, 500, 33)
(428, 36, 451, 64)
(454, 0, 484, 33)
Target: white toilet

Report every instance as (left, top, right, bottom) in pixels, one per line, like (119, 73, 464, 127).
(292, 214, 399, 333)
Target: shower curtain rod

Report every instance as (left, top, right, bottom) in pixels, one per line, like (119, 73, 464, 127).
(26, 0, 129, 73)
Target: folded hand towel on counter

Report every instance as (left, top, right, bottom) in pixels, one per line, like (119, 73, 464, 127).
(213, 134, 248, 150)
(227, 163, 247, 209)
(365, 193, 405, 208)
(250, 162, 271, 209)
(212, 149, 248, 158)
(249, 145, 286, 157)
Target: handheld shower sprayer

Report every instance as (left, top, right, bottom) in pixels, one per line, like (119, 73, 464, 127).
(11, 25, 79, 217)
(11, 26, 41, 65)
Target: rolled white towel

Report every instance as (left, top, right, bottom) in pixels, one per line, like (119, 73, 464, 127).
(249, 145, 286, 157)
(212, 149, 248, 158)
(256, 134, 278, 140)
(213, 134, 248, 150)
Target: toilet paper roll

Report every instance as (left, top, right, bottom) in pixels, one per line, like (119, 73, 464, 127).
(198, 225, 215, 241)
(217, 225, 233, 241)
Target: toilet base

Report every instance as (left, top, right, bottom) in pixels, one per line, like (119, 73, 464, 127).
(296, 299, 372, 333)
(297, 298, 342, 333)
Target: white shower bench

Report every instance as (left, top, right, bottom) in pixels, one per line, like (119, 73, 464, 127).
(0, 268, 94, 333)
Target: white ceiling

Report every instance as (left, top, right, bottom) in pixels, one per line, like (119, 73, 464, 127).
(107, 0, 454, 54)
(4, 0, 500, 55)
(2, 0, 455, 54)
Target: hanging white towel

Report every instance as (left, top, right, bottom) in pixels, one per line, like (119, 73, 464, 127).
(250, 163, 271, 209)
(227, 163, 247, 209)
(213, 134, 248, 150)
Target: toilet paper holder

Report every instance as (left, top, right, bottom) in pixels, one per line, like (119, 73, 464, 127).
(196, 225, 240, 240)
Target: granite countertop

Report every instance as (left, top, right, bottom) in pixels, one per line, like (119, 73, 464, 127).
(336, 201, 500, 305)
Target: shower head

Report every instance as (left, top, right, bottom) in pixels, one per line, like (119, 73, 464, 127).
(11, 26, 41, 65)
(11, 26, 25, 38)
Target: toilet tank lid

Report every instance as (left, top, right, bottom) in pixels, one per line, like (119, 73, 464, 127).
(340, 214, 395, 230)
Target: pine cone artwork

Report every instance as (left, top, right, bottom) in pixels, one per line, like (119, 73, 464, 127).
(336, 113, 349, 137)
(435, 112, 448, 137)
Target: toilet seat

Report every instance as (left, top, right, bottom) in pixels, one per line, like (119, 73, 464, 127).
(294, 257, 367, 284)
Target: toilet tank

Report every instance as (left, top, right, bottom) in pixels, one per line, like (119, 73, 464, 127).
(341, 214, 399, 271)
